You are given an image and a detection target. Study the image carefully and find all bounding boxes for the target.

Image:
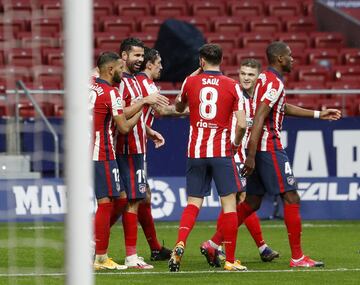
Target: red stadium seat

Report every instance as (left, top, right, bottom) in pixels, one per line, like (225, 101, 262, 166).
(340, 48, 360, 65)
(130, 32, 157, 48)
(6, 48, 41, 67)
(0, 18, 28, 35)
(249, 17, 282, 33)
(288, 81, 325, 90)
(139, 17, 166, 33)
(318, 94, 343, 110)
(212, 17, 247, 33)
(286, 95, 320, 109)
(241, 33, 273, 49)
(206, 33, 238, 51)
(326, 81, 360, 89)
(31, 18, 62, 34)
(306, 49, 341, 66)
(153, 1, 188, 17)
(116, 1, 151, 17)
(267, 1, 302, 17)
(18, 102, 56, 118)
(0, 66, 31, 86)
(191, 1, 226, 17)
(228, 1, 264, 17)
(297, 66, 331, 83)
(0, 102, 8, 117)
(222, 66, 240, 81)
(93, 0, 114, 17)
(284, 16, 316, 33)
(31, 65, 63, 86)
(311, 32, 345, 49)
(18, 34, 60, 48)
(41, 47, 63, 66)
(176, 16, 210, 33)
(101, 16, 137, 34)
(0, 50, 4, 66)
(234, 48, 267, 67)
(156, 81, 175, 91)
(40, 0, 62, 17)
(333, 66, 360, 82)
(3, 0, 34, 17)
(276, 33, 311, 50)
(95, 32, 123, 50)
(55, 104, 64, 117)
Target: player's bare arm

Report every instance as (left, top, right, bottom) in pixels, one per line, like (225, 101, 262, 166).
(284, 104, 342, 120)
(233, 109, 247, 152)
(175, 93, 187, 113)
(145, 125, 165, 148)
(152, 103, 189, 117)
(241, 102, 271, 177)
(114, 111, 142, 134)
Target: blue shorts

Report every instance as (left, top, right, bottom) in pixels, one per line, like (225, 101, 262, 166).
(246, 149, 298, 196)
(94, 160, 123, 200)
(116, 154, 147, 200)
(186, 157, 243, 198)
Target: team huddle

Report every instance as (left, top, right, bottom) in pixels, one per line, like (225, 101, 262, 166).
(89, 37, 341, 272)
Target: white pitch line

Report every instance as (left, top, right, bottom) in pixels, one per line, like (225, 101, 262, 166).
(1, 268, 360, 277)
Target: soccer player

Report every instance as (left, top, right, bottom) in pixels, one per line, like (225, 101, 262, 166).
(116, 38, 169, 269)
(201, 59, 279, 267)
(238, 41, 341, 267)
(91, 52, 142, 270)
(168, 43, 247, 272)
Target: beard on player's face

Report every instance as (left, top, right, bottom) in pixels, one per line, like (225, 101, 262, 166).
(113, 70, 122, 84)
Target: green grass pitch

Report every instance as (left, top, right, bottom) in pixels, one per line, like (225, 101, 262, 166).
(1, 220, 359, 284)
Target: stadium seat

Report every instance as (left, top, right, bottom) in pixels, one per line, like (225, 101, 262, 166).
(31, 65, 63, 86)
(55, 104, 64, 117)
(40, 0, 62, 17)
(267, 1, 302, 17)
(249, 17, 282, 33)
(31, 18, 62, 34)
(130, 32, 157, 48)
(286, 95, 320, 109)
(228, 1, 264, 17)
(212, 17, 247, 33)
(156, 81, 175, 91)
(41, 47, 63, 66)
(6, 48, 42, 67)
(3, 0, 34, 17)
(223, 66, 240, 81)
(318, 94, 343, 110)
(0, 50, 4, 66)
(206, 33, 238, 51)
(139, 17, 166, 33)
(18, 102, 56, 118)
(93, 0, 114, 17)
(176, 16, 210, 33)
(340, 48, 360, 65)
(0, 18, 28, 35)
(241, 33, 273, 49)
(276, 33, 310, 50)
(116, 1, 151, 17)
(326, 81, 360, 89)
(311, 32, 345, 49)
(19, 34, 60, 48)
(101, 16, 137, 34)
(234, 48, 267, 67)
(191, 1, 226, 17)
(297, 66, 331, 83)
(306, 49, 341, 66)
(0, 102, 8, 117)
(333, 66, 360, 82)
(291, 48, 308, 65)
(284, 16, 316, 33)
(153, 1, 188, 17)
(95, 32, 123, 50)
(0, 66, 30, 85)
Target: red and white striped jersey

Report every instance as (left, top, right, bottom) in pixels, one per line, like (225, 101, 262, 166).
(136, 72, 156, 128)
(90, 78, 123, 161)
(116, 72, 147, 155)
(230, 90, 254, 163)
(251, 68, 286, 151)
(179, 71, 244, 158)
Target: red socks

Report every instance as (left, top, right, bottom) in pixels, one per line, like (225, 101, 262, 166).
(176, 204, 200, 245)
(94, 202, 112, 255)
(110, 198, 127, 227)
(220, 212, 238, 263)
(236, 202, 254, 226)
(210, 210, 224, 246)
(138, 202, 162, 251)
(284, 203, 303, 260)
(122, 211, 138, 256)
(244, 212, 265, 248)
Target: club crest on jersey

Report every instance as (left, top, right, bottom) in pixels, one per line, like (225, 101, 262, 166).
(287, 176, 296, 186)
(246, 117, 253, 127)
(116, 182, 121, 192)
(265, 89, 277, 101)
(139, 184, 147, 193)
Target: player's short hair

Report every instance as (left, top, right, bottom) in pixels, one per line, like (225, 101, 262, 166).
(119, 37, 145, 54)
(140, 47, 160, 71)
(199, 43, 222, 65)
(240, 58, 261, 71)
(96, 51, 120, 69)
(266, 41, 289, 64)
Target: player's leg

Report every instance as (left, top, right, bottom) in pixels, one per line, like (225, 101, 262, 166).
(212, 157, 247, 271)
(117, 154, 153, 269)
(93, 160, 127, 270)
(169, 158, 208, 272)
(109, 191, 127, 227)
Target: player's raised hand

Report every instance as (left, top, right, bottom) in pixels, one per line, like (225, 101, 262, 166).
(148, 129, 165, 148)
(145, 91, 169, 108)
(320, 109, 342, 120)
(241, 156, 255, 177)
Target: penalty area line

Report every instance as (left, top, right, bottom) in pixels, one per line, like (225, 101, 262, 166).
(1, 268, 360, 277)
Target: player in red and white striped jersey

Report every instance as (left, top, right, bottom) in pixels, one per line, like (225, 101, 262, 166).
(91, 52, 142, 271)
(115, 38, 169, 269)
(169, 44, 247, 272)
(239, 42, 341, 268)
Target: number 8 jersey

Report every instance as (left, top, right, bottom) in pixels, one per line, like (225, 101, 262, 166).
(179, 70, 244, 158)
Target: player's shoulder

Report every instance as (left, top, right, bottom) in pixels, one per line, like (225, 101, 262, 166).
(258, 70, 279, 87)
